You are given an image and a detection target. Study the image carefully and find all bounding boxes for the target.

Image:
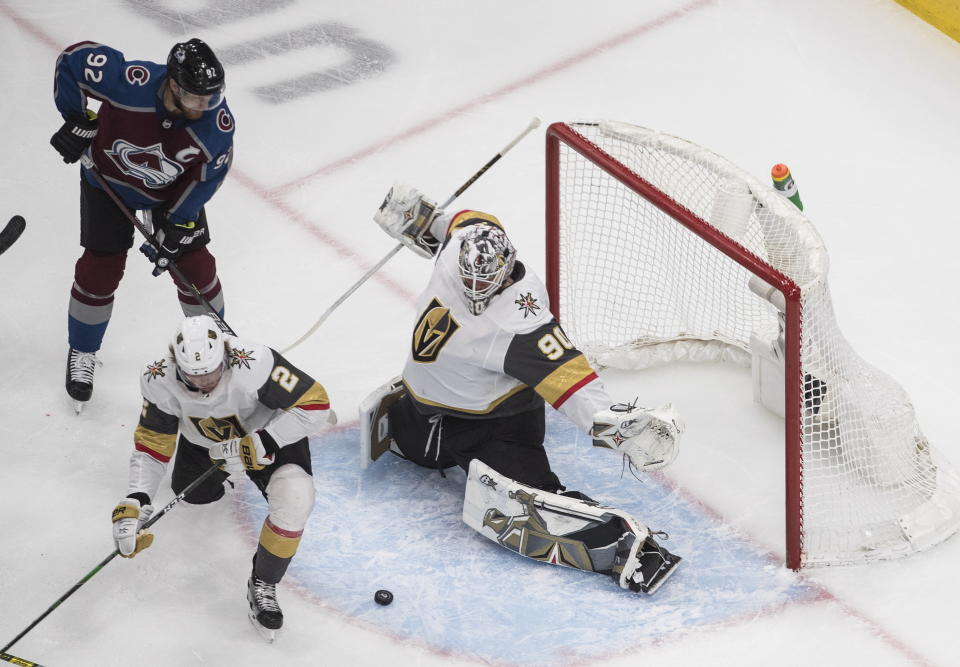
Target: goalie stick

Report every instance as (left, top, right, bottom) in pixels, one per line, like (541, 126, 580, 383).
(0, 216, 26, 256)
(78, 156, 236, 337)
(280, 116, 542, 354)
(0, 463, 221, 654)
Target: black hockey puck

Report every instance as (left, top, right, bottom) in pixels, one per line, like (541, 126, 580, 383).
(374, 589, 393, 606)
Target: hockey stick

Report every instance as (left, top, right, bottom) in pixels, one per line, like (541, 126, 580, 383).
(280, 116, 542, 354)
(78, 156, 236, 336)
(0, 463, 221, 654)
(0, 651, 44, 666)
(0, 216, 26, 256)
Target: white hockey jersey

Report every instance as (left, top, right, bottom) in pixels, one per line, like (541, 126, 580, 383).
(402, 210, 610, 434)
(130, 337, 331, 501)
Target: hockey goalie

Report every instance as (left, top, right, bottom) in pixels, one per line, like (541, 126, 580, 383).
(359, 184, 685, 595)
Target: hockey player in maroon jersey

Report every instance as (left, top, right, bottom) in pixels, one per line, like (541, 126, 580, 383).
(51, 38, 234, 411)
(359, 184, 686, 595)
(110, 315, 334, 641)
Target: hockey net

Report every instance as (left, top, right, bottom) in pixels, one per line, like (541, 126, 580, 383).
(546, 120, 960, 568)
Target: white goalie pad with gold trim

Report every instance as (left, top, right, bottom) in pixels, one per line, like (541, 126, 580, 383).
(463, 459, 650, 584)
(359, 376, 405, 469)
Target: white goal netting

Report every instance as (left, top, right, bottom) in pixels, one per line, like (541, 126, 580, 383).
(549, 120, 960, 567)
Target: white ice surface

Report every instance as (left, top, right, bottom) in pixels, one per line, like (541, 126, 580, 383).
(1, 0, 959, 665)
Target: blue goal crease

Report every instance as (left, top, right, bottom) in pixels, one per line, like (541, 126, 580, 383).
(238, 411, 814, 666)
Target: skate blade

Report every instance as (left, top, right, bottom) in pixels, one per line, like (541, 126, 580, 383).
(643, 556, 682, 595)
(247, 612, 279, 643)
(73, 400, 85, 415)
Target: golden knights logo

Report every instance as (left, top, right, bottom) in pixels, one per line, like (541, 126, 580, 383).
(229, 347, 256, 369)
(412, 297, 460, 363)
(514, 291, 540, 318)
(482, 488, 594, 571)
(144, 359, 168, 381)
(189, 414, 247, 442)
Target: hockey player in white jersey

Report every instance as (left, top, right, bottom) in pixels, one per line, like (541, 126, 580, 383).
(360, 184, 685, 595)
(110, 315, 334, 641)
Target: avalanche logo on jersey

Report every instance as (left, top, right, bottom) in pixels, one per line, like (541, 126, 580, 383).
(105, 139, 185, 189)
(190, 414, 247, 442)
(514, 292, 541, 318)
(144, 358, 168, 380)
(412, 297, 460, 363)
(125, 65, 150, 85)
(228, 347, 256, 369)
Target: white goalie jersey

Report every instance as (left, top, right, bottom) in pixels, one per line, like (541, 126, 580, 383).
(130, 337, 331, 500)
(401, 210, 611, 433)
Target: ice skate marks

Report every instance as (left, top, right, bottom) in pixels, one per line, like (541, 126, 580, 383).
(237, 411, 814, 665)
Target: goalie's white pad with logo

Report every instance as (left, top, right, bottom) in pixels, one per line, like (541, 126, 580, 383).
(358, 376, 405, 469)
(463, 459, 651, 586)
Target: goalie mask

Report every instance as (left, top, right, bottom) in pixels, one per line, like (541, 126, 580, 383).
(457, 223, 516, 316)
(171, 315, 226, 392)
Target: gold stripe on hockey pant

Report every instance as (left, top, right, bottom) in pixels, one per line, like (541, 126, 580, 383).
(404, 380, 529, 415)
(448, 210, 504, 234)
(259, 516, 303, 559)
(133, 425, 177, 462)
(292, 381, 330, 410)
(534, 355, 597, 407)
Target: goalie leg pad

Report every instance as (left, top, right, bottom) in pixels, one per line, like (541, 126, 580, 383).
(359, 376, 406, 469)
(463, 459, 678, 593)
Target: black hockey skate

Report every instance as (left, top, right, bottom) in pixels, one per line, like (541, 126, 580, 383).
(614, 532, 682, 595)
(247, 574, 283, 643)
(66, 348, 100, 413)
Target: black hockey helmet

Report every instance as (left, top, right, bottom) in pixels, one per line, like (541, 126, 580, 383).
(166, 38, 225, 98)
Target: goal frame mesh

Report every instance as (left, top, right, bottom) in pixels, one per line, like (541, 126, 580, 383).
(545, 120, 960, 569)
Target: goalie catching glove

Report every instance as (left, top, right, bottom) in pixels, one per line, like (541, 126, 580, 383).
(208, 432, 274, 474)
(592, 402, 683, 471)
(374, 182, 442, 258)
(112, 496, 155, 558)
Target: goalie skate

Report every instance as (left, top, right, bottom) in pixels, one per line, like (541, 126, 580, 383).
(613, 530, 682, 595)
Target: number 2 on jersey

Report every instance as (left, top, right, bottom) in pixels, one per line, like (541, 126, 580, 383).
(271, 365, 300, 392)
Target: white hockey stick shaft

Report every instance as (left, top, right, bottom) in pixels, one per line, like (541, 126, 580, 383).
(280, 116, 542, 354)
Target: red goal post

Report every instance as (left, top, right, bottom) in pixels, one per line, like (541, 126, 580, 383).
(545, 120, 960, 569)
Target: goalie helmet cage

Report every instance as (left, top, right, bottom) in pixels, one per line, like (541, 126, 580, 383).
(545, 120, 960, 569)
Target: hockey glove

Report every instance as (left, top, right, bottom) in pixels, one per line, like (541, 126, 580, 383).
(208, 432, 275, 474)
(374, 182, 442, 258)
(112, 496, 155, 558)
(50, 110, 98, 164)
(150, 217, 207, 276)
(592, 402, 684, 472)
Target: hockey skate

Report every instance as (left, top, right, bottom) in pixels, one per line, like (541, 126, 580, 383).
(247, 574, 283, 643)
(613, 532, 682, 595)
(66, 348, 100, 414)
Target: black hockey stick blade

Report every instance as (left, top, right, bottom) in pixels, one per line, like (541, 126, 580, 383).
(1, 650, 45, 666)
(0, 216, 26, 256)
